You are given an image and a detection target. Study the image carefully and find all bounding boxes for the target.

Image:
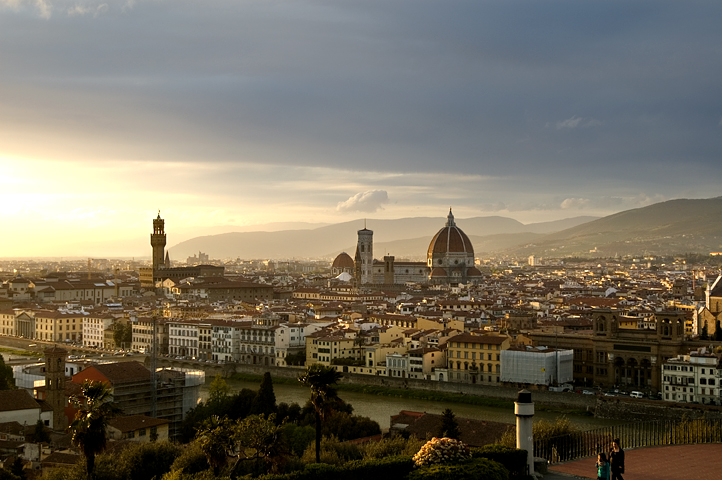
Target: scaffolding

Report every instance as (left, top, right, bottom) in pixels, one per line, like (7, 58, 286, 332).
(500, 347, 574, 386)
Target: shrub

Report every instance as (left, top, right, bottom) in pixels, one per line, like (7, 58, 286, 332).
(412, 437, 471, 467)
(473, 444, 529, 480)
(168, 442, 209, 476)
(115, 441, 183, 480)
(342, 455, 414, 480)
(360, 435, 424, 459)
(300, 437, 362, 465)
(408, 457, 508, 480)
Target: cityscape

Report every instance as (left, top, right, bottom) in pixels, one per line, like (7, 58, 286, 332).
(1, 208, 722, 479)
(3, 1, 722, 479)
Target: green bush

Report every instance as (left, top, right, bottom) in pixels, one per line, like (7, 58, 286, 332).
(408, 457, 508, 480)
(360, 435, 423, 459)
(472, 444, 529, 480)
(115, 441, 183, 480)
(257, 456, 414, 480)
(300, 437, 363, 465)
(168, 442, 209, 476)
(342, 455, 414, 480)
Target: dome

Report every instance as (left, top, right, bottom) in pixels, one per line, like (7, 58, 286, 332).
(427, 209, 474, 256)
(332, 252, 355, 269)
(467, 266, 482, 277)
(430, 267, 448, 277)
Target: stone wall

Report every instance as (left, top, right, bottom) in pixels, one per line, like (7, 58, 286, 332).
(595, 397, 722, 421)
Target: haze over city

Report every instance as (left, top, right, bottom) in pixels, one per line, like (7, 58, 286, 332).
(2, 1, 721, 257)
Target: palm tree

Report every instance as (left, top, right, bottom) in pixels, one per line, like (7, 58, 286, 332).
(69, 380, 121, 480)
(298, 364, 343, 463)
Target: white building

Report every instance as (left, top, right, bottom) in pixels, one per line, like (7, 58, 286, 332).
(211, 320, 247, 363)
(274, 322, 327, 367)
(500, 346, 574, 387)
(662, 350, 721, 405)
(168, 319, 202, 359)
(82, 314, 114, 349)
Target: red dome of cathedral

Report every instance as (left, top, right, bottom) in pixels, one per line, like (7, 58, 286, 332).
(427, 209, 474, 257)
(332, 252, 355, 269)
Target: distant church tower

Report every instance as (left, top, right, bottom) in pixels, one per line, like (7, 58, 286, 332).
(355, 222, 374, 285)
(44, 346, 67, 430)
(151, 212, 167, 273)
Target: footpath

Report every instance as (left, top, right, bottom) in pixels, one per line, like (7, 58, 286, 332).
(542, 444, 722, 480)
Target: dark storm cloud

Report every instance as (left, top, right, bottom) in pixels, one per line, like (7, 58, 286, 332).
(2, 0, 722, 189)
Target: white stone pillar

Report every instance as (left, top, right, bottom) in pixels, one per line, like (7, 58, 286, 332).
(515, 389, 535, 476)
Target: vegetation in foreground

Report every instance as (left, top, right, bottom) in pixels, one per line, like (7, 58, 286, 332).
(35, 366, 533, 480)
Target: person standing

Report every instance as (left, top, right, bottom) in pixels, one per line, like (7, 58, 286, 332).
(596, 452, 610, 480)
(609, 438, 625, 480)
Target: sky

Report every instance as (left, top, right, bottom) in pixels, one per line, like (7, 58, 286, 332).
(1, 1, 722, 257)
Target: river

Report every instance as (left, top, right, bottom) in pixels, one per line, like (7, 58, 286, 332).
(201, 378, 623, 431)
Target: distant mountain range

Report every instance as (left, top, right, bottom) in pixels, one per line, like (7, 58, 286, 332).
(167, 197, 722, 261)
(168, 215, 597, 261)
(503, 197, 722, 258)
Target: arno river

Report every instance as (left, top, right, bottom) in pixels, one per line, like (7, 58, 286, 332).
(201, 378, 623, 431)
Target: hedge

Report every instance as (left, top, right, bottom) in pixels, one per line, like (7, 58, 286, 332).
(472, 444, 529, 480)
(256, 456, 414, 480)
(407, 457, 508, 480)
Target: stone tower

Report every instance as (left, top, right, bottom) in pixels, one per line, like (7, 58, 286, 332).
(44, 346, 67, 430)
(383, 255, 395, 285)
(355, 223, 374, 285)
(151, 212, 167, 274)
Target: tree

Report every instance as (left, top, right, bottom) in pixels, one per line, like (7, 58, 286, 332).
(195, 415, 237, 475)
(250, 372, 277, 416)
(0, 355, 15, 390)
(439, 408, 461, 440)
(298, 364, 343, 463)
(32, 419, 51, 444)
(69, 380, 121, 480)
(233, 414, 287, 475)
(112, 322, 132, 350)
(208, 375, 231, 405)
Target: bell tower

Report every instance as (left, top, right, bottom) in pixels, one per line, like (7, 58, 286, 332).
(151, 212, 167, 274)
(44, 346, 67, 430)
(355, 221, 374, 285)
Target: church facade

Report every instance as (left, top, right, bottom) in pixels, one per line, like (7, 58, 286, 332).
(332, 209, 482, 286)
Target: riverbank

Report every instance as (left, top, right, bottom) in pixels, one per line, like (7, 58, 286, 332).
(215, 375, 619, 430)
(227, 372, 591, 416)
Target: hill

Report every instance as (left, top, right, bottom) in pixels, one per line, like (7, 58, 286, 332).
(504, 197, 722, 257)
(168, 216, 595, 260)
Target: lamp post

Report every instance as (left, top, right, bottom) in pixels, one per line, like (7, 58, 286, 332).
(515, 389, 535, 476)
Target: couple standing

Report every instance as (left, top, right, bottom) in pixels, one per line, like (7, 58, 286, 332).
(596, 438, 625, 480)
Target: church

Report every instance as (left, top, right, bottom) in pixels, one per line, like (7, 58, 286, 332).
(332, 209, 483, 286)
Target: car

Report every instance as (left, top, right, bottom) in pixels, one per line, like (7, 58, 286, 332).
(582, 390, 595, 395)
(630, 391, 644, 399)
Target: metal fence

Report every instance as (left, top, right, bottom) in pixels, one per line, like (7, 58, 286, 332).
(534, 418, 722, 464)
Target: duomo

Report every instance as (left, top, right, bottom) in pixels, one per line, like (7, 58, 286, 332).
(331, 209, 483, 286)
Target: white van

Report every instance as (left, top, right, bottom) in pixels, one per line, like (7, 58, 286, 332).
(630, 391, 644, 399)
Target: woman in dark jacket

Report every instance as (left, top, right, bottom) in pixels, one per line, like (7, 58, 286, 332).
(609, 438, 625, 480)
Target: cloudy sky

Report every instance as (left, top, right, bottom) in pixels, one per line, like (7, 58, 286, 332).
(2, 0, 721, 257)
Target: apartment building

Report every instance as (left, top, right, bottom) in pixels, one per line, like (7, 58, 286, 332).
(34, 311, 85, 343)
(168, 319, 203, 359)
(445, 333, 511, 384)
(662, 350, 721, 405)
(131, 317, 169, 354)
(306, 331, 357, 366)
(82, 314, 115, 348)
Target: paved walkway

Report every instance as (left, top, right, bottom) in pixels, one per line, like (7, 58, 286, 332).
(543, 444, 722, 480)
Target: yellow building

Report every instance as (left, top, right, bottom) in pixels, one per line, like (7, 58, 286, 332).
(445, 333, 511, 384)
(305, 333, 357, 366)
(34, 311, 84, 343)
